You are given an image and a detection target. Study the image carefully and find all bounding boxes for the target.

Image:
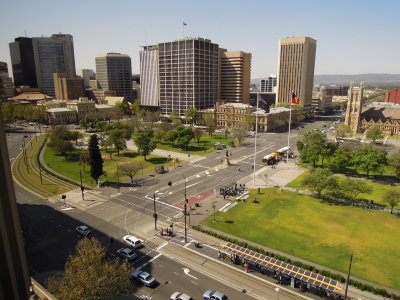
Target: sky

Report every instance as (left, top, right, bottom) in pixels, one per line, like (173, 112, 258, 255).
(0, 0, 399, 79)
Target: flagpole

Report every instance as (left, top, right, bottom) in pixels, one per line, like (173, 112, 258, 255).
(252, 93, 259, 186)
(183, 22, 185, 38)
(287, 92, 293, 163)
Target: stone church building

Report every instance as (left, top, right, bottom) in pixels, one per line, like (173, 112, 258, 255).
(345, 81, 400, 136)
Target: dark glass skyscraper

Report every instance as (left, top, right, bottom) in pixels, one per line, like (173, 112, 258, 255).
(9, 37, 37, 88)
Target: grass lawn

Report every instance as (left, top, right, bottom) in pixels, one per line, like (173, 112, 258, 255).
(157, 133, 233, 155)
(44, 146, 176, 186)
(203, 188, 400, 289)
(286, 171, 400, 208)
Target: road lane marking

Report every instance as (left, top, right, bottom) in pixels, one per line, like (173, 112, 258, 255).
(137, 253, 162, 270)
(183, 267, 198, 280)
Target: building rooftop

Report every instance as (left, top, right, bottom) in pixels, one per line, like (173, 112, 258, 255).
(219, 102, 252, 109)
(10, 92, 52, 101)
(47, 108, 74, 113)
(95, 104, 113, 109)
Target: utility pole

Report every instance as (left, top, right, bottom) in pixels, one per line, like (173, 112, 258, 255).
(39, 163, 43, 184)
(153, 191, 158, 230)
(80, 170, 85, 201)
(184, 202, 187, 243)
(116, 162, 120, 193)
(344, 254, 353, 300)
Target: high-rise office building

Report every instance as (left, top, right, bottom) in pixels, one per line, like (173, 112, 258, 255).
(158, 38, 219, 116)
(140, 45, 159, 107)
(276, 37, 316, 106)
(220, 51, 252, 104)
(9, 34, 76, 97)
(260, 74, 277, 93)
(32, 34, 76, 97)
(0, 62, 14, 101)
(0, 115, 31, 300)
(77, 69, 96, 88)
(9, 37, 37, 88)
(95, 53, 133, 102)
(53, 73, 85, 100)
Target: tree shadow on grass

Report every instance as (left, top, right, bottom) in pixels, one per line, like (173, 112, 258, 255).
(146, 157, 169, 165)
(65, 152, 80, 162)
(120, 152, 140, 158)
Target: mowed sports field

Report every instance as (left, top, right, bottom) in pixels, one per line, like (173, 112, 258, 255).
(203, 188, 400, 289)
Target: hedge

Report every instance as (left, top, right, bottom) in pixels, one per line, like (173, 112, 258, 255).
(192, 225, 400, 300)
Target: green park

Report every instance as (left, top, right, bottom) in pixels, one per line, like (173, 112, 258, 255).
(203, 188, 400, 290)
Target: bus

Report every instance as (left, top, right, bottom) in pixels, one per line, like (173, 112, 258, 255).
(261, 153, 277, 165)
(275, 146, 291, 159)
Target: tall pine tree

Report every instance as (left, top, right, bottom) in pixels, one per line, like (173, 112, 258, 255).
(88, 134, 103, 183)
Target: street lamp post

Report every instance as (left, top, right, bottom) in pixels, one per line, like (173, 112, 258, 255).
(220, 158, 223, 170)
(116, 162, 120, 193)
(212, 202, 217, 222)
(184, 202, 187, 242)
(39, 163, 43, 184)
(62, 194, 66, 206)
(153, 190, 159, 230)
(275, 287, 280, 300)
(80, 170, 85, 201)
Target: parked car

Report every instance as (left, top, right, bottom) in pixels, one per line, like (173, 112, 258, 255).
(170, 292, 193, 300)
(117, 248, 137, 261)
(123, 235, 143, 248)
(203, 290, 229, 300)
(76, 225, 92, 237)
(132, 270, 156, 287)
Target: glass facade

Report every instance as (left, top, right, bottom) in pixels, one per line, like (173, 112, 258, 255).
(9, 37, 37, 88)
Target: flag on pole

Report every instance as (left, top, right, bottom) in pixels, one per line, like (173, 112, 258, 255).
(258, 94, 270, 113)
(183, 22, 187, 26)
(291, 92, 299, 104)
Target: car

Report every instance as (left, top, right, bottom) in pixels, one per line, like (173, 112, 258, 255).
(117, 248, 137, 261)
(203, 290, 229, 300)
(76, 225, 92, 236)
(132, 270, 156, 286)
(123, 235, 143, 248)
(170, 292, 193, 300)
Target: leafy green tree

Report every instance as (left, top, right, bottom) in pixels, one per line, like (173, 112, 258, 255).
(145, 110, 160, 124)
(79, 153, 90, 172)
(164, 130, 178, 145)
(334, 124, 352, 142)
(329, 148, 352, 173)
(100, 139, 116, 160)
(160, 120, 173, 132)
(299, 132, 327, 167)
(233, 123, 248, 145)
(194, 128, 203, 146)
(118, 161, 144, 183)
(94, 121, 106, 132)
(185, 108, 199, 125)
(152, 129, 164, 143)
(366, 126, 383, 143)
(321, 142, 337, 166)
(351, 146, 387, 176)
(106, 129, 127, 155)
(302, 169, 338, 198)
(114, 101, 130, 116)
(175, 125, 194, 149)
(80, 117, 93, 132)
(203, 112, 217, 136)
(88, 134, 103, 182)
(383, 190, 400, 214)
(339, 178, 373, 205)
(133, 129, 157, 160)
(70, 131, 83, 145)
(49, 138, 74, 155)
(389, 151, 400, 181)
(1, 102, 15, 123)
(47, 238, 133, 300)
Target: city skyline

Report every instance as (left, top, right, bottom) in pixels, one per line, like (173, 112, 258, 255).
(1, 0, 400, 80)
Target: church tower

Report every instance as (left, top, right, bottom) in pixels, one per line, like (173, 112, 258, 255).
(344, 81, 365, 133)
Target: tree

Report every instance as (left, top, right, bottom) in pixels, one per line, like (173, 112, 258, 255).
(185, 108, 198, 125)
(1, 102, 15, 124)
(389, 151, 400, 181)
(114, 101, 130, 116)
(203, 112, 217, 136)
(106, 129, 127, 155)
(164, 130, 178, 145)
(299, 132, 327, 167)
(152, 129, 164, 144)
(334, 124, 352, 142)
(118, 161, 144, 183)
(175, 125, 194, 149)
(80, 117, 93, 132)
(366, 126, 383, 143)
(88, 134, 103, 182)
(302, 169, 338, 198)
(79, 153, 90, 172)
(49, 138, 74, 155)
(194, 128, 203, 146)
(320, 142, 337, 166)
(339, 178, 373, 205)
(100, 139, 116, 160)
(145, 110, 160, 124)
(383, 190, 400, 214)
(70, 131, 83, 145)
(133, 129, 157, 160)
(233, 123, 248, 145)
(351, 146, 387, 176)
(47, 238, 133, 300)
(329, 148, 351, 173)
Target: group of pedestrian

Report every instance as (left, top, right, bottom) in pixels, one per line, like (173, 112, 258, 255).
(221, 183, 245, 199)
(160, 227, 173, 236)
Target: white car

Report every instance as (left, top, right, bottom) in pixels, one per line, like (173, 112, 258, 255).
(76, 225, 92, 236)
(170, 292, 193, 300)
(117, 248, 137, 261)
(132, 270, 156, 286)
(123, 235, 143, 248)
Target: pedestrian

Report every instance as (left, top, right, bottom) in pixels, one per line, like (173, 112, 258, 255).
(160, 228, 163, 236)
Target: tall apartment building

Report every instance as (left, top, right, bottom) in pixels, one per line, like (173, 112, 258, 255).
(156, 38, 219, 116)
(260, 74, 277, 93)
(276, 37, 316, 106)
(9, 34, 76, 97)
(140, 45, 159, 107)
(95, 53, 133, 102)
(9, 37, 37, 88)
(0, 62, 14, 101)
(219, 51, 251, 104)
(77, 69, 96, 88)
(0, 115, 31, 300)
(53, 73, 85, 100)
(385, 88, 400, 104)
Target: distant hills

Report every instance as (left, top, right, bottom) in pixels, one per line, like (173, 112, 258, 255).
(252, 74, 400, 88)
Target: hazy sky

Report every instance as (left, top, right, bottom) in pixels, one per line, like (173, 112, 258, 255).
(1, 0, 399, 79)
